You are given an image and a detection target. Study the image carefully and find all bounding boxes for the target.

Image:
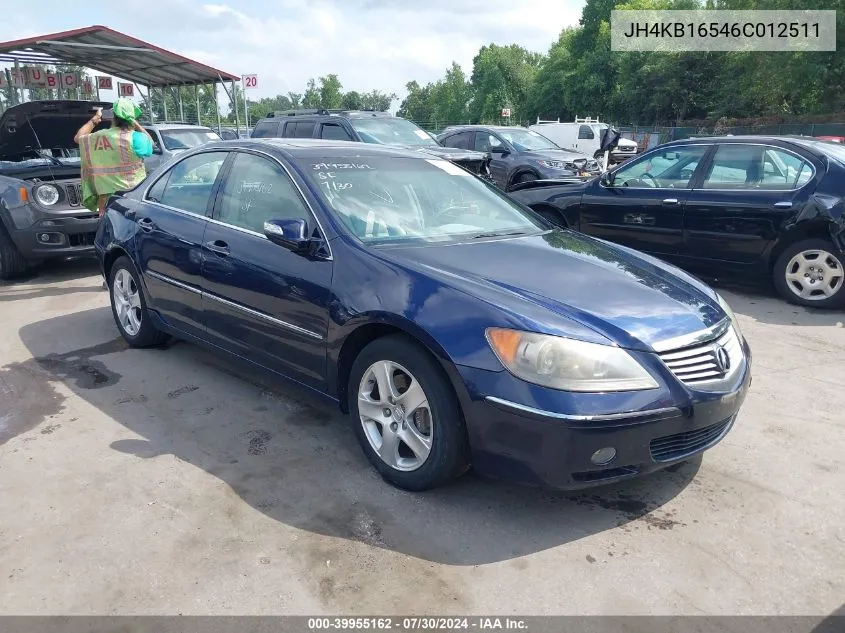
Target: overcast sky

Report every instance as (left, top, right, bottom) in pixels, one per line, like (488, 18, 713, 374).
(0, 0, 585, 107)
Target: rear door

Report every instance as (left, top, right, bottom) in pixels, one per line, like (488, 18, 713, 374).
(473, 131, 510, 188)
(682, 142, 818, 266)
(579, 144, 710, 256)
(201, 150, 333, 389)
(135, 150, 229, 337)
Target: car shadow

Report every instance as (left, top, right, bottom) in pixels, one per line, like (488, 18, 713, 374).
(11, 306, 701, 566)
(0, 256, 101, 295)
(705, 277, 845, 327)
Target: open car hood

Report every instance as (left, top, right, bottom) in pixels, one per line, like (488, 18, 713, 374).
(0, 100, 111, 161)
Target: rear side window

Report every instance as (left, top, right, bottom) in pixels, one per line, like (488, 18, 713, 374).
(441, 132, 473, 149)
(251, 121, 279, 138)
(320, 123, 353, 141)
(702, 144, 814, 190)
(578, 125, 594, 140)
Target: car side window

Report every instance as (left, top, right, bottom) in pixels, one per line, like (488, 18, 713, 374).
(216, 152, 311, 234)
(321, 123, 352, 141)
(475, 132, 503, 153)
(251, 121, 279, 138)
(612, 146, 708, 189)
(700, 144, 811, 190)
(442, 132, 472, 149)
(762, 148, 814, 189)
(578, 125, 595, 140)
(154, 151, 228, 215)
(295, 121, 316, 137)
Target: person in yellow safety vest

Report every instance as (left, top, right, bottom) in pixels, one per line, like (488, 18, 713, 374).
(74, 97, 154, 216)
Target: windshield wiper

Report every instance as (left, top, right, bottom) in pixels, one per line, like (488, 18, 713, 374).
(472, 230, 529, 239)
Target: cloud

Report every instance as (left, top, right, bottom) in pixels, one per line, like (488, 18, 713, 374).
(0, 0, 585, 108)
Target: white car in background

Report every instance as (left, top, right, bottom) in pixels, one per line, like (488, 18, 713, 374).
(530, 117, 639, 163)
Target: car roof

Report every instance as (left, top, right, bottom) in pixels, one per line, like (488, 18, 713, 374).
(209, 137, 433, 160)
(440, 125, 531, 134)
(662, 135, 836, 154)
(145, 123, 215, 131)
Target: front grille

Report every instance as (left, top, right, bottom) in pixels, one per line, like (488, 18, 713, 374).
(65, 182, 82, 207)
(650, 418, 732, 462)
(657, 326, 742, 385)
(68, 231, 97, 247)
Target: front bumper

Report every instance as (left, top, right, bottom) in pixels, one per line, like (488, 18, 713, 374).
(8, 213, 100, 259)
(457, 347, 751, 490)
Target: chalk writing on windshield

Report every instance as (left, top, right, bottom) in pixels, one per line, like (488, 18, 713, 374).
(313, 162, 372, 170)
(320, 181, 352, 192)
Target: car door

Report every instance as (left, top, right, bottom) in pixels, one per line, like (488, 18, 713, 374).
(201, 149, 333, 389)
(574, 124, 596, 154)
(474, 131, 511, 188)
(578, 144, 710, 256)
(135, 150, 229, 338)
(681, 143, 818, 266)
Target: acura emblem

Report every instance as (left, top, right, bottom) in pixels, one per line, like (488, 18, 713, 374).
(715, 346, 731, 373)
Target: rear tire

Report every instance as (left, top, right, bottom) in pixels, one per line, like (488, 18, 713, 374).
(108, 256, 169, 347)
(0, 223, 30, 280)
(773, 238, 845, 308)
(348, 335, 469, 491)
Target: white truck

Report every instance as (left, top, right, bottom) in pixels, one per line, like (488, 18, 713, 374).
(529, 117, 639, 164)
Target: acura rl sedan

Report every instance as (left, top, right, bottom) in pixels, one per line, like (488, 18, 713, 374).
(94, 139, 751, 491)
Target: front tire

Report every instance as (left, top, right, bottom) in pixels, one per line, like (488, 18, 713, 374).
(348, 335, 469, 491)
(773, 238, 845, 308)
(0, 223, 30, 280)
(108, 256, 168, 347)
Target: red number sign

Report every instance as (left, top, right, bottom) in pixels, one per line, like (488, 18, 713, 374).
(243, 74, 258, 89)
(117, 82, 134, 97)
(97, 76, 113, 90)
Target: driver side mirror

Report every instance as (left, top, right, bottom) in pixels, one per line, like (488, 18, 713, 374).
(600, 171, 614, 187)
(491, 145, 509, 156)
(264, 218, 311, 253)
(152, 143, 162, 155)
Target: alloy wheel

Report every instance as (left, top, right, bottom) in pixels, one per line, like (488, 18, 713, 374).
(112, 268, 143, 336)
(357, 360, 433, 472)
(784, 249, 844, 301)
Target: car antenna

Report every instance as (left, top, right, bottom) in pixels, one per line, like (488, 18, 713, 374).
(25, 118, 63, 167)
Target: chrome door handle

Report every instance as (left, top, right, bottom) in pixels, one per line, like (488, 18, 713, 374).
(662, 198, 679, 205)
(137, 217, 155, 232)
(773, 201, 793, 209)
(204, 240, 230, 256)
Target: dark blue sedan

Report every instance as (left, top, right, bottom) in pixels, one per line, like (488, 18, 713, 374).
(94, 139, 751, 491)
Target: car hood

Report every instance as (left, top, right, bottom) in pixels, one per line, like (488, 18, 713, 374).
(0, 100, 111, 160)
(522, 149, 594, 162)
(378, 230, 724, 351)
(398, 144, 490, 162)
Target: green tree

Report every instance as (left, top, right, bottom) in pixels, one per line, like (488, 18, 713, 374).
(360, 89, 396, 111)
(302, 79, 321, 109)
(319, 74, 343, 109)
(341, 90, 364, 110)
(469, 44, 542, 123)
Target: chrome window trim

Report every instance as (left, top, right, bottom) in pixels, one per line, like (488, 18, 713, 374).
(650, 318, 730, 353)
(141, 146, 333, 260)
(600, 143, 714, 191)
(484, 396, 680, 422)
(698, 142, 817, 193)
(145, 269, 201, 295)
(143, 270, 324, 340)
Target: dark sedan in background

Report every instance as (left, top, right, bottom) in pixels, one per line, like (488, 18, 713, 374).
(510, 136, 845, 308)
(95, 139, 750, 492)
(437, 125, 600, 191)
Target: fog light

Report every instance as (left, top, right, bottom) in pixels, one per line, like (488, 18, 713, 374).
(37, 232, 64, 244)
(591, 447, 617, 466)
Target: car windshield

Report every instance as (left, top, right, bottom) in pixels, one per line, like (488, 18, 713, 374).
(497, 129, 559, 151)
(349, 117, 439, 147)
(298, 156, 545, 244)
(159, 128, 221, 151)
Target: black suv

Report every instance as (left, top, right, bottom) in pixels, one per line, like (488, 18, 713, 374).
(251, 109, 491, 178)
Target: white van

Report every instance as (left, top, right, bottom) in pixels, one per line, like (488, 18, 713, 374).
(529, 117, 639, 163)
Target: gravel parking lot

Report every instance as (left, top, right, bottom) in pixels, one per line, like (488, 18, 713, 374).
(1, 258, 843, 616)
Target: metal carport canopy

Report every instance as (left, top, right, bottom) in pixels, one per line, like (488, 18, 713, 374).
(0, 25, 239, 87)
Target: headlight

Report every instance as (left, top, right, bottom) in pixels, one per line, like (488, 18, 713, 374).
(34, 184, 60, 206)
(486, 328, 659, 392)
(716, 293, 743, 339)
(538, 160, 573, 170)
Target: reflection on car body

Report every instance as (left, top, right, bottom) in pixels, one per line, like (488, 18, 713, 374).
(95, 138, 751, 492)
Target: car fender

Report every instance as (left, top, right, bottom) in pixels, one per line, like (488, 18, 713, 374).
(766, 193, 845, 266)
